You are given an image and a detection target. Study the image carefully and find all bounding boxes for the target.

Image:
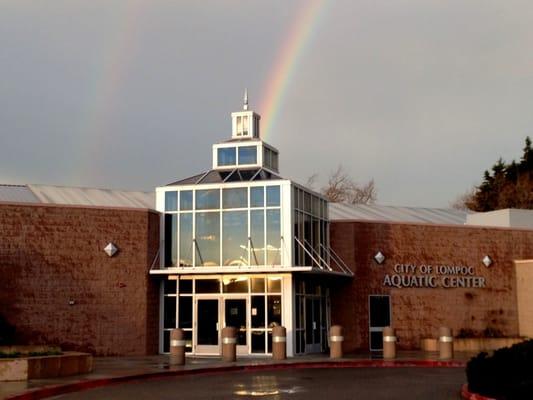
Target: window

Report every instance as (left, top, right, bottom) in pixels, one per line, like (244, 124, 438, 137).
(266, 209, 281, 265)
(223, 188, 247, 209)
(266, 185, 280, 207)
(179, 213, 193, 266)
(218, 147, 236, 166)
(165, 191, 177, 211)
(196, 189, 219, 210)
(250, 186, 264, 207)
(164, 215, 177, 267)
(250, 210, 265, 265)
(195, 212, 220, 266)
(180, 190, 193, 211)
(222, 211, 248, 266)
(238, 146, 257, 165)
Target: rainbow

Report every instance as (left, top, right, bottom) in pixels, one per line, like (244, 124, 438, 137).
(73, 0, 148, 183)
(259, 0, 328, 140)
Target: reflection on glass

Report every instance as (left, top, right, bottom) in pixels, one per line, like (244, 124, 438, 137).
(222, 211, 248, 266)
(266, 186, 280, 207)
(218, 147, 236, 166)
(267, 277, 282, 293)
(165, 215, 177, 267)
(165, 191, 177, 211)
(268, 295, 282, 326)
(223, 188, 247, 209)
(222, 277, 248, 293)
(179, 213, 193, 266)
(196, 189, 220, 210)
(250, 210, 265, 266)
(180, 191, 193, 211)
(195, 212, 220, 266)
(251, 277, 265, 293)
(250, 186, 264, 207)
(266, 209, 280, 265)
(238, 146, 257, 164)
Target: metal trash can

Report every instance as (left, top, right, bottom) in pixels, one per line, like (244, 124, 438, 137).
(222, 326, 237, 362)
(169, 328, 186, 366)
(382, 326, 397, 359)
(438, 327, 453, 360)
(330, 325, 344, 359)
(272, 326, 287, 360)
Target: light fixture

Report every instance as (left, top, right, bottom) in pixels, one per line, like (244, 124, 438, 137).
(104, 243, 118, 257)
(374, 251, 385, 265)
(482, 255, 492, 267)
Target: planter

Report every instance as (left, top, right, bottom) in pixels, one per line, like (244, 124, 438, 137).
(421, 337, 525, 352)
(0, 352, 93, 381)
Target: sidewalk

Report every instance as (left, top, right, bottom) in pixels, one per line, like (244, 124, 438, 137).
(0, 351, 473, 400)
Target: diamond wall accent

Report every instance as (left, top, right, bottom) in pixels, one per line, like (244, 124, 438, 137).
(104, 243, 118, 257)
(482, 255, 492, 267)
(374, 251, 385, 265)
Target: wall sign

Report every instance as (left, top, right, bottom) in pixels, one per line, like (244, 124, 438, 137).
(383, 263, 487, 289)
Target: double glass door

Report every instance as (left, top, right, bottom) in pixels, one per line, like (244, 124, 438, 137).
(305, 297, 323, 353)
(195, 297, 248, 355)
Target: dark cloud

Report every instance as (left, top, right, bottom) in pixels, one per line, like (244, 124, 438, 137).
(1, 0, 533, 206)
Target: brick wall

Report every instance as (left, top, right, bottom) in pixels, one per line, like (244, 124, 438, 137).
(330, 220, 533, 351)
(0, 203, 160, 356)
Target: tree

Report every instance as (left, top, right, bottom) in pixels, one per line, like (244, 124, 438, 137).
(455, 137, 533, 211)
(309, 165, 377, 204)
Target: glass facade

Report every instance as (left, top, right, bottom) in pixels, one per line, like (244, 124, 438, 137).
(293, 186, 329, 267)
(238, 146, 257, 165)
(163, 184, 282, 268)
(161, 275, 283, 354)
(217, 147, 236, 166)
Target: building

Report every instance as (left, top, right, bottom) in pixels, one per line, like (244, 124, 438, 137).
(2, 96, 533, 356)
(151, 93, 353, 356)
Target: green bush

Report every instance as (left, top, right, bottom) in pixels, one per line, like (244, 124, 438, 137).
(466, 339, 533, 399)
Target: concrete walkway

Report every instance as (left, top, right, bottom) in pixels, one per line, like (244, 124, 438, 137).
(0, 352, 474, 400)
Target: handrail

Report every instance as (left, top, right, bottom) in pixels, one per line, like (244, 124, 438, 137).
(303, 238, 332, 271)
(294, 236, 324, 270)
(150, 248, 161, 270)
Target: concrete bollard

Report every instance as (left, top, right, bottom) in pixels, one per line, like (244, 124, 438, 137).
(438, 327, 454, 360)
(169, 328, 186, 366)
(330, 325, 344, 359)
(272, 326, 287, 360)
(221, 327, 237, 362)
(382, 326, 397, 359)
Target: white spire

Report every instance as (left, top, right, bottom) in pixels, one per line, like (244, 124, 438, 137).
(243, 88, 248, 110)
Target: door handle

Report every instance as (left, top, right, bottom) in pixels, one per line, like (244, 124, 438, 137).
(313, 322, 317, 330)
(216, 322, 219, 331)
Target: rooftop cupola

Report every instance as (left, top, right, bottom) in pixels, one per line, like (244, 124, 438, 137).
(231, 89, 260, 139)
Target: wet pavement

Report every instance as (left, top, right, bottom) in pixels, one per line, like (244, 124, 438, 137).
(0, 352, 474, 399)
(46, 367, 466, 400)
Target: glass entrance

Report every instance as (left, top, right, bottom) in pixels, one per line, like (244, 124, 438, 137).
(224, 298, 248, 355)
(196, 298, 219, 354)
(369, 295, 391, 351)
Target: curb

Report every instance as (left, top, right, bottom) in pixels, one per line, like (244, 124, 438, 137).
(460, 384, 497, 400)
(6, 359, 466, 400)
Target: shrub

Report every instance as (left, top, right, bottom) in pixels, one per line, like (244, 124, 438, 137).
(466, 339, 533, 399)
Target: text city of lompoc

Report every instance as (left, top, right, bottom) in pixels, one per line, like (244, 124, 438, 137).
(383, 263, 487, 289)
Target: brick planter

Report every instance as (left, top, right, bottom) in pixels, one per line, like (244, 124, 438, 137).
(0, 352, 93, 382)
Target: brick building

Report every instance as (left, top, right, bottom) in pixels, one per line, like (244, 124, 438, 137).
(2, 97, 533, 356)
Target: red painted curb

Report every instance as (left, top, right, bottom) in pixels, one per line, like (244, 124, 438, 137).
(460, 384, 497, 400)
(5, 359, 466, 400)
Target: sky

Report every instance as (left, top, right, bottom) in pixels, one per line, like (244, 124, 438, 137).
(2, 0, 533, 207)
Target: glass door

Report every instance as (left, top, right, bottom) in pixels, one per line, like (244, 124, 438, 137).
(305, 297, 322, 353)
(196, 298, 220, 354)
(224, 298, 248, 355)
